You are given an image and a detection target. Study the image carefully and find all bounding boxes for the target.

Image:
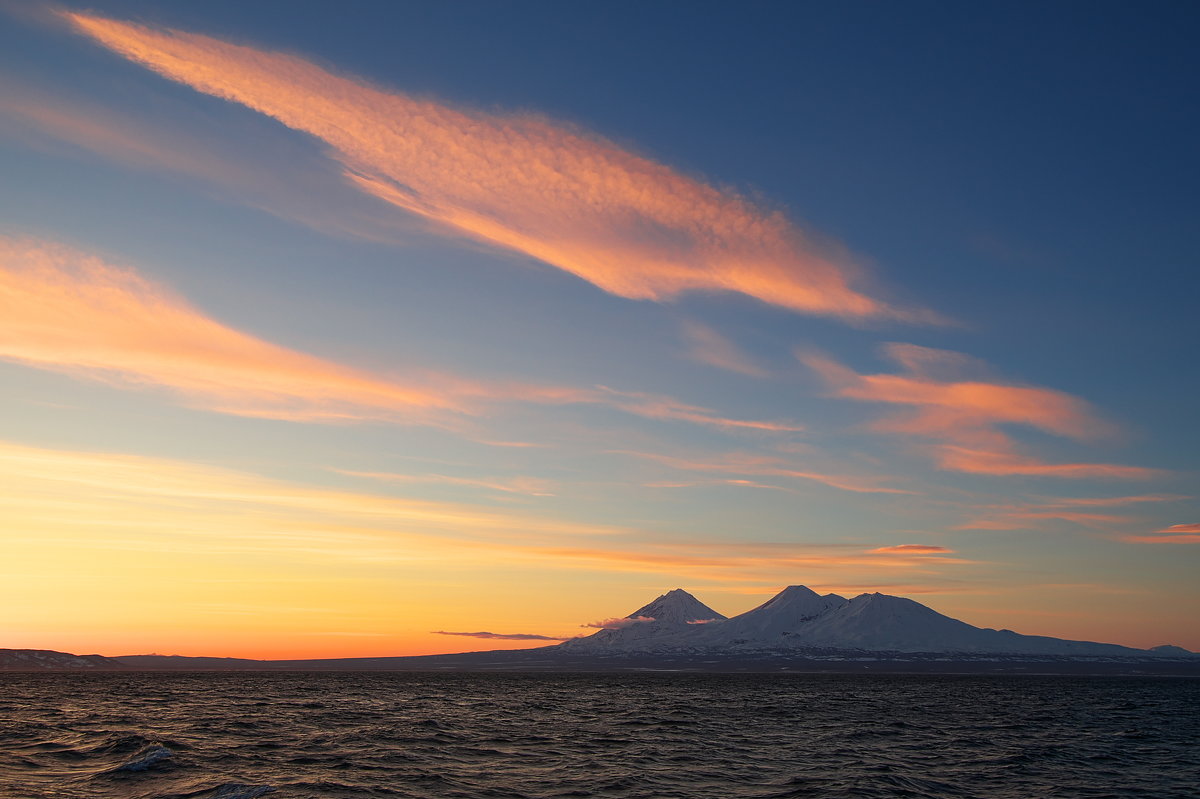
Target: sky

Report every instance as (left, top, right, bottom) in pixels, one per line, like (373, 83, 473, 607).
(1, 1, 1197, 658)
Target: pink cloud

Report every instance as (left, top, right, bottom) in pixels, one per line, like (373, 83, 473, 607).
(1158, 523, 1200, 534)
(1123, 523, 1200, 545)
(801, 345, 1157, 481)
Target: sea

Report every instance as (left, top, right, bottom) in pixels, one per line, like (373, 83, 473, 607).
(1, 672, 1196, 799)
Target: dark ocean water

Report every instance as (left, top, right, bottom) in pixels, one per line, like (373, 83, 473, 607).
(1, 672, 1197, 799)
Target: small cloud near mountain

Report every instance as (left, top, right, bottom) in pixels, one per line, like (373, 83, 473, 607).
(432, 631, 570, 641)
(582, 615, 655, 630)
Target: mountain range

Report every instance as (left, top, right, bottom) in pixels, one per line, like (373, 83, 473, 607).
(5, 585, 1196, 673)
(557, 586, 1189, 657)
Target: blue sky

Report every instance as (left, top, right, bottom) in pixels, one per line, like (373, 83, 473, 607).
(0, 1, 1196, 657)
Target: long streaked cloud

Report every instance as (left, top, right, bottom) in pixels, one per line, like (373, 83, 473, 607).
(432, 630, 569, 641)
(935, 447, 1158, 480)
(612, 449, 913, 494)
(337, 469, 557, 497)
(531, 545, 976, 584)
(0, 439, 628, 551)
(955, 510, 1132, 531)
(1040, 494, 1188, 507)
(62, 11, 929, 322)
(0, 236, 465, 424)
(2, 440, 974, 596)
(0, 236, 797, 433)
(953, 494, 1184, 531)
(802, 343, 1158, 480)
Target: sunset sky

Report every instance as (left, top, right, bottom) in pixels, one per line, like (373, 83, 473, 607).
(2, 1, 1197, 658)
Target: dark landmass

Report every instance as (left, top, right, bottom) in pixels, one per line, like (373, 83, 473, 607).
(0, 649, 126, 671)
(5, 647, 1199, 676)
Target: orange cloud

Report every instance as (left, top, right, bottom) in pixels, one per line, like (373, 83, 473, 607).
(868, 544, 955, 555)
(680, 321, 767, 377)
(0, 236, 464, 424)
(803, 345, 1109, 442)
(1158, 523, 1200, 533)
(1122, 523, 1200, 544)
(0, 236, 794, 434)
(802, 345, 1157, 480)
(611, 449, 912, 494)
(62, 11, 929, 321)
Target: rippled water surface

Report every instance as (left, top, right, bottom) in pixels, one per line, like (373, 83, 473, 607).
(1, 672, 1196, 798)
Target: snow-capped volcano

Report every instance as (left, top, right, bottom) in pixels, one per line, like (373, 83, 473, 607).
(557, 588, 725, 651)
(556, 584, 1177, 658)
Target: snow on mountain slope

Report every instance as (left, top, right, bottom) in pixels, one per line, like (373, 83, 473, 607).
(556, 588, 725, 651)
(560, 585, 1165, 657)
(693, 585, 846, 647)
(764, 592, 1150, 656)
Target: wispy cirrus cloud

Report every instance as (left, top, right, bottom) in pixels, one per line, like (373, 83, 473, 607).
(953, 494, 1184, 531)
(0, 236, 796, 433)
(432, 630, 569, 641)
(1040, 494, 1188, 507)
(337, 469, 556, 497)
(0, 80, 407, 244)
(62, 11, 932, 322)
(801, 343, 1158, 480)
(532, 385, 803, 433)
(531, 538, 976, 582)
(612, 448, 913, 494)
(868, 544, 954, 555)
(935, 447, 1158, 480)
(0, 439, 627, 551)
(955, 511, 1132, 531)
(680, 321, 767, 377)
(0, 236, 463, 424)
(1123, 523, 1200, 545)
